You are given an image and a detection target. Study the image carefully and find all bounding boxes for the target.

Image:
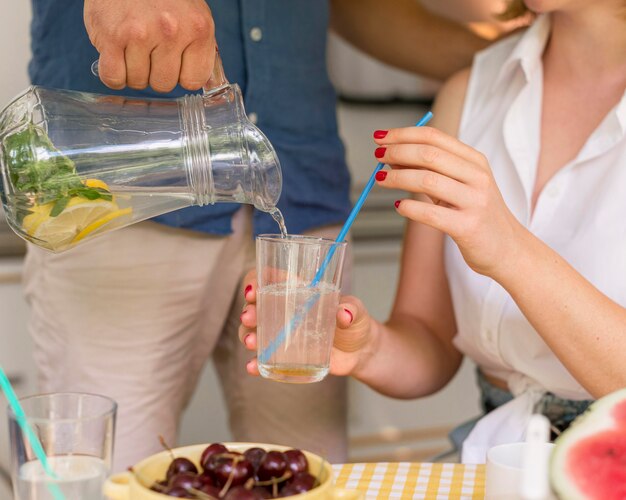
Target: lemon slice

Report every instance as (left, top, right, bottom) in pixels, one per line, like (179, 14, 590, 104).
(31, 197, 125, 251)
(83, 178, 110, 191)
(22, 202, 54, 235)
(73, 207, 132, 243)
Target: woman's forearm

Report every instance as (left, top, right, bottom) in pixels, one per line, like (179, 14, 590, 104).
(495, 229, 626, 398)
(352, 314, 463, 399)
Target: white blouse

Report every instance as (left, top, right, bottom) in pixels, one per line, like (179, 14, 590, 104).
(445, 15, 626, 462)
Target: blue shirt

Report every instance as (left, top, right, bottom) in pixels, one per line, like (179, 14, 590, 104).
(29, 0, 352, 236)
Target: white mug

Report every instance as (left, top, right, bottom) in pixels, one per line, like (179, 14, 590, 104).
(485, 442, 556, 500)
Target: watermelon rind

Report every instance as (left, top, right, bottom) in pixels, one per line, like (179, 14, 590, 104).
(550, 388, 626, 500)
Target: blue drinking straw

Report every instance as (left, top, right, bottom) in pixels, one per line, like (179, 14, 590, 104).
(259, 112, 433, 364)
(0, 366, 66, 500)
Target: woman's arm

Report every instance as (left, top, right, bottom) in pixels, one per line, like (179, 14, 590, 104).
(330, 0, 489, 80)
(373, 98, 626, 400)
(494, 231, 626, 398)
(332, 71, 472, 398)
(239, 71, 470, 399)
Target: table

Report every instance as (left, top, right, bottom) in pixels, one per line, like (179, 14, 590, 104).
(332, 462, 485, 499)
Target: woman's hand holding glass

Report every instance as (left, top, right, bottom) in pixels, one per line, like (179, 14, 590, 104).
(373, 127, 526, 281)
(238, 269, 376, 378)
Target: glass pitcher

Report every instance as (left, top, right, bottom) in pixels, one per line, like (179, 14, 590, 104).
(0, 55, 281, 252)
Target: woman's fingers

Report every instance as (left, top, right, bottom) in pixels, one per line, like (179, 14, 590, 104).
(336, 304, 355, 329)
(394, 198, 461, 236)
(246, 357, 260, 376)
(334, 296, 371, 353)
(242, 269, 257, 304)
(376, 168, 473, 209)
(239, 304, 256, 335)
(374, 126, 487, 167)
(375, 143, 484, 185)
(239, 331, 256, 351)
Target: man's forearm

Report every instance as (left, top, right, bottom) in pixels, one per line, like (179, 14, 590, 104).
(330, 0, 490, 81)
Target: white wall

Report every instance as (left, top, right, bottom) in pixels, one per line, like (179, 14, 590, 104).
(0, 4, 34, 496)
(0, 1, 31, 105)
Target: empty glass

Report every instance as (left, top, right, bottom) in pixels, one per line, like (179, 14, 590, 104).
(256, 235, 347, 383)
(0, 56, 281, 252)
(8, 392, 117, 500)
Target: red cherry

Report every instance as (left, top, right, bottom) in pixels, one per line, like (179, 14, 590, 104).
(283, 449, 308, 475)
(200, 443, 229, 470)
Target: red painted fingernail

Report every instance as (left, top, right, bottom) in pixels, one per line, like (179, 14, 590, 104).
(244, 284, 252, 298)
(344, 308, 353, 324)
(375, 171, 387, 181)
(373, 130, 388, 139)
(375, 147, 386, 159)
(395, 200, 401, 208)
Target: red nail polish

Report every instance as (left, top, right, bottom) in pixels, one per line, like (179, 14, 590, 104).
(344, 308, 353, 324)
(374, 130, 388, 139)
(375, 171, 387, 181)
(394, 200, 401, 208)
(244, 284, 252, 298)
(375, 147, 386, 159)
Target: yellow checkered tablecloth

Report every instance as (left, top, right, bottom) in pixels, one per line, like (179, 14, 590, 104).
(332, 462, 485, 499)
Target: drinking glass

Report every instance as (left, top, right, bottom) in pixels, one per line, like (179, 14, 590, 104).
(8, 392, 117, 500)
(256, 235, 347, 383)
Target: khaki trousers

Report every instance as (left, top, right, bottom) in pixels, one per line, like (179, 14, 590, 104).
(23, 208, 350, 472)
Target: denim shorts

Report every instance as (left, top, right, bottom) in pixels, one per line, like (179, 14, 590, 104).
(449, 370, 594, 450)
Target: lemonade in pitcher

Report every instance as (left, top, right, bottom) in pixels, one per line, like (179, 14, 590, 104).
(0, 81, 282, 252)
(3, 124, 135, 251)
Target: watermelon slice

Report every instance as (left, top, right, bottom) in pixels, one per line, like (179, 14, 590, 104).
(551, 389, 626, 499)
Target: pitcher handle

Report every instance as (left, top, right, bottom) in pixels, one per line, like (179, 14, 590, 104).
(103, 471, 131, 500)
(202, 47, 229, 95)
(331, 487, 365, 500)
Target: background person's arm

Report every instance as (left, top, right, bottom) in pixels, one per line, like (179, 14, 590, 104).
(84, 0, 216, 92)
(330, 0, 490, 81)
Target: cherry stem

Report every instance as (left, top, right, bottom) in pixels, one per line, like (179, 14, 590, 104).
(158, 435, 176, 460)
(253, 471, 292, 487)
(188, 487, 219, 500)
(219, 455, 244, 498)
(128, 466, 167, 493)
(215, 452, 243, 460)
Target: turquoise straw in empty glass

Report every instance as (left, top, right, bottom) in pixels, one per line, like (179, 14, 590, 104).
(0, 366, 66, 500)
(259, 112, 433, 365)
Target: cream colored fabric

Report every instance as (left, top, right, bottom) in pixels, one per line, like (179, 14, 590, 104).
(23, 207, 351, 472)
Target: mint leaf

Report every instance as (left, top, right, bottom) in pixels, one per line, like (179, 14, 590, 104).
(3, 124, 112, 220)
(50, 196, 70, 217)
